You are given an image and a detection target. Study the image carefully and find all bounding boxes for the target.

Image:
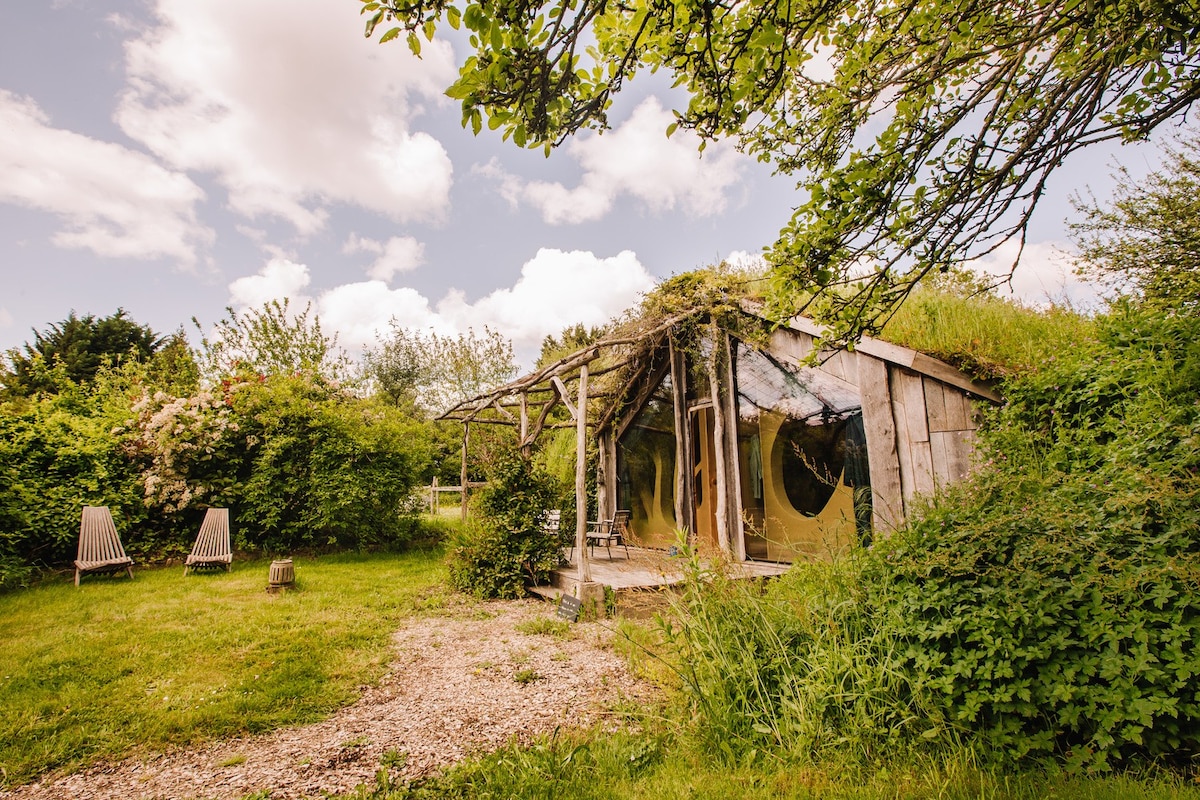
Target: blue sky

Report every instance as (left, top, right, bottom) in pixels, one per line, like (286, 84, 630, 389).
(0, 0, 1166, 368)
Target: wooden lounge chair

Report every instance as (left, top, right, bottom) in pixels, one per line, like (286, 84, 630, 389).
(74, 506, 134, 586)
(185, 508, 232, 575)
(586, 509, 632, 560)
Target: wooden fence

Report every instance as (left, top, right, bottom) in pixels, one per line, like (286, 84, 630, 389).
(426, 476, 487, 517)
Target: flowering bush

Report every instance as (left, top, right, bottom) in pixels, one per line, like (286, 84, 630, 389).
(123, 374, 432, 554)
(123, 387, 242, 514)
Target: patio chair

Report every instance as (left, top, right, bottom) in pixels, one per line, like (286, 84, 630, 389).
(74, 506, 134, 586)
(541, 509, 562, 537)
(184, 508, 232, 575)
(586, 509, 632, 560)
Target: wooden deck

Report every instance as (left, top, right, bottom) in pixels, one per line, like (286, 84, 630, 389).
(531, 546, 792, 616)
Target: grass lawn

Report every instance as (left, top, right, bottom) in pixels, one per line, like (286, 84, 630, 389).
(0, 549, 448, 787)
(340, 717, 1200, 800)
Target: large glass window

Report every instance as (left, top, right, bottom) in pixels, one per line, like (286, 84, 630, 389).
(733, 342, 871, 560)
(616, 371, 679, 548)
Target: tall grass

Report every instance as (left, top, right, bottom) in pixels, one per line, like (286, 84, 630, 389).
(659, 551, 947, 766)
(879, 286, 1096, 380)
(338, 727, 1200, 799)
(0, 549, 447, 786)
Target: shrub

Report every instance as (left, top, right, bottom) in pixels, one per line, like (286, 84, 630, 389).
(446, 453, 559, 598)
(0, 378, 147, 584)
(867, 302, 1200, 768)
(229, 377, 430, 552)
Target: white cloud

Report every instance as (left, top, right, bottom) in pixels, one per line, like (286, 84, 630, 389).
(228, 257, 312, 309)
(481, 97, 745, 224)
(724, 250, 768, 271)
(966, 239, 1104, 310)
(0, 90, 211, 265)
(317, 281, 446, 353)
(344, 234, 426, 282)
(0, 307, 12, 330)
(116, 0, 457, 234)
(228, 248, 655, 365)
(436, 248, 656, 360)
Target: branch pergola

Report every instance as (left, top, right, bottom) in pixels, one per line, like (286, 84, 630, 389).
(437, 310, 697, 584)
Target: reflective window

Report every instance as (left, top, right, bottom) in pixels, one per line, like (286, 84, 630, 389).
(616, 371, 678, 548)
(733, 342, 870, 559)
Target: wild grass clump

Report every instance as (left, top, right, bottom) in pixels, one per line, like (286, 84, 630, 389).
(653, 551, 951, 767)
(879, 279, 1095, 380)
(514, 617, 573, 638)
(335, 727, 1200, 799)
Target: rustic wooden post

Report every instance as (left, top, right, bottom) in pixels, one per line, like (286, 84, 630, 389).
(669, 337, 693, 538)
(575, 363, 591, 583)
(706, 325, 731, 554)
(596, 430, 612, 525)
(460, 422, 470, 522)
(857, 356, 904, 535)
(519, 394, 530, 459)
(721, 332, 747, 561)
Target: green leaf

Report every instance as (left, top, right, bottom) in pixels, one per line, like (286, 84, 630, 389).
(363, 9, 384, 38)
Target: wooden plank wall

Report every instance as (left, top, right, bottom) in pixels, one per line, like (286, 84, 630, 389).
(886, 365, 981, 516)
(857, 357, 906, 534)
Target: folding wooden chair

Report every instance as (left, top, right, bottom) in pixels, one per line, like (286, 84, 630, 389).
(184, 508, 232, 575)
(74, 506, 134, 586)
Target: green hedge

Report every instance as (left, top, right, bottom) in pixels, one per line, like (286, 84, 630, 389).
(870, 303, 1200, 768)
(0, 372, 434, 588)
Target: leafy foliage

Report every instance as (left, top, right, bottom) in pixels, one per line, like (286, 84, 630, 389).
(535, 323, 608, 370)
(1072, 128, 1200, 311)
(363, 0, 1200, 343)
(230, 377, 431, 552)
(870, 303, 1200, 768)
(193, 300, 353, 385)
(365, 323, 517, 417)
(126, 374, 433, 554)
(446, 452, 560, 598)
(2, 309, 164, 399)
(0, 372, 147, 587)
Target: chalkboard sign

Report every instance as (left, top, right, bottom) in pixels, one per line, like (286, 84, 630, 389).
(557, 594, 582, 622)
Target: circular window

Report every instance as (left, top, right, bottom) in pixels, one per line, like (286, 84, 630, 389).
(774, 419, 847, 516)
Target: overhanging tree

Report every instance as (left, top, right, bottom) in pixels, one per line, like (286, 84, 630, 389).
(1071, 128, 1200, 311)
(362, 0, 1200, 341)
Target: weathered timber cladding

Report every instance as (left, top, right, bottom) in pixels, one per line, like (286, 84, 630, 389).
(892, 366, 937, 502)
(857, 356, 905, 534)
(767, 323, 990, 533)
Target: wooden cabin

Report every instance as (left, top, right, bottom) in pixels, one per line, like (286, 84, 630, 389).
(440, 303, 1001, 569)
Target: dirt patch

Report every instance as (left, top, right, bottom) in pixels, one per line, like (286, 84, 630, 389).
(1, 599, 658, 800)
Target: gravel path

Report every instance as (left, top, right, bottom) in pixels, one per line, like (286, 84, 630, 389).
(1, 599, 657, 800)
